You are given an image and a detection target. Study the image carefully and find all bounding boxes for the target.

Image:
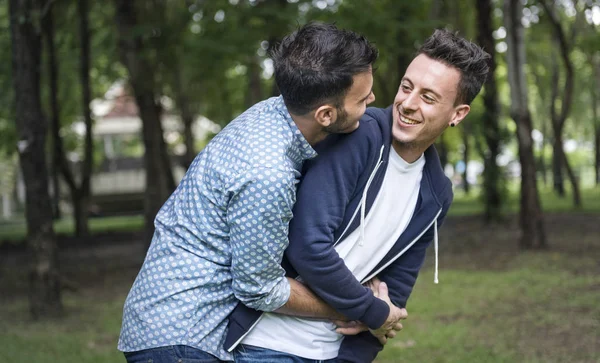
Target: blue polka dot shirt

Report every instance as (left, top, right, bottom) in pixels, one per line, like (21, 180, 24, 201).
(118, 96, 317, 360)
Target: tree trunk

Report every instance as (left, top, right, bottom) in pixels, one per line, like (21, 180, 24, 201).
(594, 86, 600, 185)
(173, 67, 196, 170)
(114, 0, 175, 243)
(245, 55, 263, 108)
(436, 134, 448, 172)
(43, 2, 61, 220)
(594, 60, 600, 185)
(504, 0, 546, 249)
(461, 128, 470, 194)
(541, 0, 581, 208)
(476, 0, 503, 222)
(539, 121, 548, 187)
(9, 0, 63, 318)
(552, 137, 565, 196)
(76, 0, 93, 236)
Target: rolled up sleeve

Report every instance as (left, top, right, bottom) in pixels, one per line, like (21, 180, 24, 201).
(226, 167, 295, 312)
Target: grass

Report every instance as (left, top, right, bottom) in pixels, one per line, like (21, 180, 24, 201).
(1, 213, 598, 363)
(376, 265, 599, 362)
(0, 215, 143, 244)
(447, 185, 600, 216)
(1, 253, 597, 362)
(1, 186, 598, 244)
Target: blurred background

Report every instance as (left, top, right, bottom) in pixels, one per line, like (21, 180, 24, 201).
(1, 0, 599, 362)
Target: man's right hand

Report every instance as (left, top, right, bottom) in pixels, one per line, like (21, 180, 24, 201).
(335, 278, 407, 345)
(369, 281, 407, 345)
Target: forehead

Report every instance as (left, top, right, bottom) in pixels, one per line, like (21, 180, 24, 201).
(404, 54, 460, 99)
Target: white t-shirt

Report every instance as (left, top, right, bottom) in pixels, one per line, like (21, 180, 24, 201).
(241, 149, 425, 360)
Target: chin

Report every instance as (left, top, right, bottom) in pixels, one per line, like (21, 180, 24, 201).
(392, 124, 414, 144)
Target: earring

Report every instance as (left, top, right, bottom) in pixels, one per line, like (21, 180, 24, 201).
(450, 123, 455, 127)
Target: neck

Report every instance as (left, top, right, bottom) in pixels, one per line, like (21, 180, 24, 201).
(392, 140, 427, 163)
(290, 113, 328, 146)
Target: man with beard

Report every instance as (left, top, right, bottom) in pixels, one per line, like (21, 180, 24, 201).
(227, 28, 491, 363)
(119, 22, 408, 363)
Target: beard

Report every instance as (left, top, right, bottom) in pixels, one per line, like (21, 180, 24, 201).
(324, 106, 355, 134)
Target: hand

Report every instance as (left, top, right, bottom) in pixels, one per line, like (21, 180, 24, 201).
(364, 277, 382, 297)
(333, 319, 369, 335)
(369, 281, 408, 344)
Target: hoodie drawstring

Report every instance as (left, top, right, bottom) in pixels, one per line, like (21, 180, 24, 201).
(359, 145, 385, 246)
(433, 218, 439, 284)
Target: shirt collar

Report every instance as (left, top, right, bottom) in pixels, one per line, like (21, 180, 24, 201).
(274, 96, 317, 162)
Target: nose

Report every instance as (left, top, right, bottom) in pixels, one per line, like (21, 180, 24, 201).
(402, 91, 418, 112)
(367, 91, 375, 105)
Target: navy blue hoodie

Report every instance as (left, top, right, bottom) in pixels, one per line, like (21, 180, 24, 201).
(225, 106, 454, 362)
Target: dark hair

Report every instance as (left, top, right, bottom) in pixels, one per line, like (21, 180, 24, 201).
(271, 22, 378, 115)
(417, 29, 490, 105)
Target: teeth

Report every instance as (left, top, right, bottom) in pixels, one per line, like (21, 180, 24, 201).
(400, 115, 420, 125)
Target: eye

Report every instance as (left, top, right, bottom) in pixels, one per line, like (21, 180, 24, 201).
(422, 94, 435, 104)
(401, 84, 411, 92)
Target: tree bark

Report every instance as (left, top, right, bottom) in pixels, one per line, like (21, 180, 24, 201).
(436, 134, 448, 172)
(504, 0, 546, 249)
(541, 0, 581, 208)
(461, 128, 470, 194)
(245, 55, 263, 108)
(9, 0, 63, 318)
(43, 1, 61, 220)
(476, 0, 503, 222)
(549, 58, 565, 196)
(114, 0, 175, 243)
(173, 67, 196, 170)
(591, 57, 600, 185)
(76, 0, 93, 236)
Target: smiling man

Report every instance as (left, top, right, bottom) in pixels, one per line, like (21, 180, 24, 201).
(226, 28, 491, 363)
(117, 22, 409, 363)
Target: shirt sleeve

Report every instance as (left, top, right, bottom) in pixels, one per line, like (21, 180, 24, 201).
(226, 167, 295, 312)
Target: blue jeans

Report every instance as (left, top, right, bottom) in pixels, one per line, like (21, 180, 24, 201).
(233, 344, 337, 363)
(124, 345, 227, 363)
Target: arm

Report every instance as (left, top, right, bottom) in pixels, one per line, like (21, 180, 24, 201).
(275, 278, 346, 320)
(379, 191, 452, 308)
(227, 166, 359, 319)
(336, 191, 454, 363)
(283, 115, 393, 329)
(227, 167, 295, 312)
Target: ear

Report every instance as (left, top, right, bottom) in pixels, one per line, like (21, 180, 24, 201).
(313, 104, 337, 127)
(449, 104, 470, 127)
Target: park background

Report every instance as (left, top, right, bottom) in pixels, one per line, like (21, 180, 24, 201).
(1, 0, 599, 362)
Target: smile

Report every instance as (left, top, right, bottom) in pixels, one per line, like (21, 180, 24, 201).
(399, 113, 422, 125)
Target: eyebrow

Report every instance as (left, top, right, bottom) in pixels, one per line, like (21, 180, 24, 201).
(402, 77, 443, 100)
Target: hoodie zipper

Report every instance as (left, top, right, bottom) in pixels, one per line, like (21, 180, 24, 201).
(333, 145, 386, 247)
(361, 208, 442, 284)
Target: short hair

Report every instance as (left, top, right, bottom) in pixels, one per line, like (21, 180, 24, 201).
(417, 29, 490, 105)
(271, 22, 378, 115)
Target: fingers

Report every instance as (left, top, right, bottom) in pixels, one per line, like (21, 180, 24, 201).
(336, 325, 369, 335)
(392, 321, 403, 331)
(376, 335, 387, 345)
(332, 320, 358, 328)
(378, 281, 389, 302)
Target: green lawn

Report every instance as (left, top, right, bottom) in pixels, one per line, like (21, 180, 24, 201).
(1, 215, 599, 363)
(0, 215, 144, 244)
(1, 186, 598, 244)
(1, 250, 597, 363)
